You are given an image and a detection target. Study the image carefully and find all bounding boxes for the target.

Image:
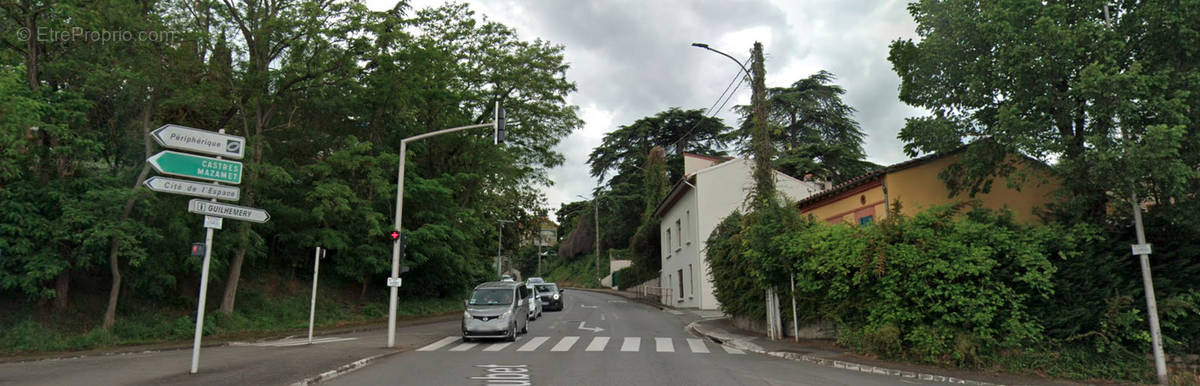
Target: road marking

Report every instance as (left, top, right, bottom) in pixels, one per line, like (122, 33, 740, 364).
(666, 310, 686, 315)
(417, 336, 459, 351)
(687, 338, 710, 353)
(585, 337, 609, 352)
(577, 321, 604, 333)
(607, 300, 627, 303)
(721, 345, 745, 354)
(580, 304, 598, 309)
(517, 336, 550, 352)
(600, 314, 606, 321)
(450, 342, 478, 351)
(483, 342, 511, 351)
(550, 336, 579, 352)
(620, 337, 640, 352)
(655, 337, 675, 352)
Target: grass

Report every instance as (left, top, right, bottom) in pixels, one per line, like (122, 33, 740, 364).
(0, 274, 464, 357)
(541, 253, 610, 289)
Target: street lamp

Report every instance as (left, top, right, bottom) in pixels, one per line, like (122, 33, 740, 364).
(387, 102, 506, 348)
(690, 43, 751, 78)
(692, 41, 775, 205)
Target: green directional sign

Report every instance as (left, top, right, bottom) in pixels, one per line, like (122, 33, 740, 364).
(147, 150, 242, 184)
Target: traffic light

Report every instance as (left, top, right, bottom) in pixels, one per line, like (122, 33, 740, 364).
(494, 102, 506, 144)
(190, 243, 205, 257)
(389, 230, 401, 242)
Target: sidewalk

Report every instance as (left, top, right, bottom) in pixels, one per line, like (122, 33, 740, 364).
(0, 314, 460, 386)
(687, 317, 1081, 386)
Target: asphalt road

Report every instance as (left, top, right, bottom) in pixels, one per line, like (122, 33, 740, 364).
(329, 289, 928, 386)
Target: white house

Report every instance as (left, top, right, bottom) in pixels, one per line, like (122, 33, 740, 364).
(653, 153, 824, 310)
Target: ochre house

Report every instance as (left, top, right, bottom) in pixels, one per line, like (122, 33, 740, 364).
(795, 148, 1060, 225)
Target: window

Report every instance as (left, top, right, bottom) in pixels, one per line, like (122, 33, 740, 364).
(675, 219, 682, 249)
(677, 269, 684, 297)
(686, 210, 691, 243)
(858, 215, 874, 226)
(688, 264, 694, 295)
(665, 228, 672, 255)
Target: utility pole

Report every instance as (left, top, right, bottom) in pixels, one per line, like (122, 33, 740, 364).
(1104, 6, 1167, 384)
(594, 196, 600, 281)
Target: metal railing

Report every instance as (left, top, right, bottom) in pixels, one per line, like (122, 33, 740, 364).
(625, 285, 672, 305)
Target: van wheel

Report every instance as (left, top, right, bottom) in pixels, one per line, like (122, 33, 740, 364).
(521, 320, 528, 334)
(507, 323, 517, 342)
(462, 336, 472, 343)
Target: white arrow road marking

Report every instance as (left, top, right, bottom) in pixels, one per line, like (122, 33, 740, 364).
(687, 338, 710, 353)
(417, 337, 459, 351)
(550, 336, 579, 352)
(585, 337, 609, 352)
(600, 314, 606, 321)
(580, 304, 598, 309)
(577, 321, 604, 333)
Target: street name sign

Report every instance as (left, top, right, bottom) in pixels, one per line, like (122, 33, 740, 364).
(152, 124, 245, 159)
(1132, 243, 1152, 256)
(188, 199, 270, 223)
(148, 151, 243, 184)
(204, 216, 223, 230)
(387, 277, 402, 287)
(144, 176, 240, 201)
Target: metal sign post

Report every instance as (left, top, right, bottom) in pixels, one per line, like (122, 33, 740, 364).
(308, 247, 324, 344)
(144, 125, 266, 374)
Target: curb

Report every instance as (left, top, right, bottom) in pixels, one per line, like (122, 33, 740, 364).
(0, 312, 459, 365)
(686, 320, 1002, 386)
(289, 350, 402, 386)
(569, 287, 676, 312)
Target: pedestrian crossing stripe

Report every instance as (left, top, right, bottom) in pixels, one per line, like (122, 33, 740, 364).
(550, 336, 578, 352)
(655, 337, 674, 352)
(585, 336, 609, 351)
(415, 336, 744, 355)
(517, 336, 550, 351)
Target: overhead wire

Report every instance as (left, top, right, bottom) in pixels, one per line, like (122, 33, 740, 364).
(670, 56, 751, 152)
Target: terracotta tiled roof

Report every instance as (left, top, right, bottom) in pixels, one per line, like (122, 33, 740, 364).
(793, 147, 968, 209)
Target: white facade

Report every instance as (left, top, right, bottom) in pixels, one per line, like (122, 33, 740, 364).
(657, 156, 823, 310)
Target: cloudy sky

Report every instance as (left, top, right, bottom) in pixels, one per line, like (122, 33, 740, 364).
(367, 0, 926, 221)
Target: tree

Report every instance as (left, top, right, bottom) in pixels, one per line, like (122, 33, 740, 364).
(628, 146, 668, 275)
(586, 108, 731, 250)
(735, 71, 877, 184)
(588, 108, 730, 184)
(888, 0, 1199, 221)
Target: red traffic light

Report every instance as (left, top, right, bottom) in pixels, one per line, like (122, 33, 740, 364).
(389, 230, 401, 242)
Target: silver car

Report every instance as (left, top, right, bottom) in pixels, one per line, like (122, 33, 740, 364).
(462, 281, 530, 342)
(525, 283, 543, 320)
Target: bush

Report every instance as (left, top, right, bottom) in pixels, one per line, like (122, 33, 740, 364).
(706, 211, 765, 320)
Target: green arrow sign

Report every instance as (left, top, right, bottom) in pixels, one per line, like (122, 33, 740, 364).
(147, 150, 242, 184)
